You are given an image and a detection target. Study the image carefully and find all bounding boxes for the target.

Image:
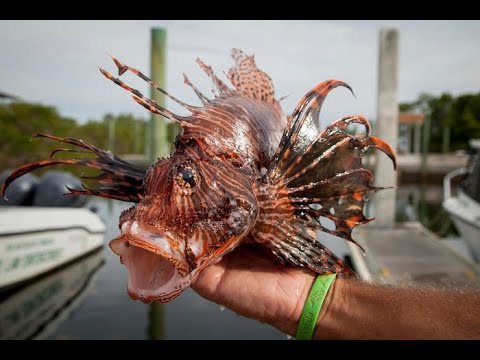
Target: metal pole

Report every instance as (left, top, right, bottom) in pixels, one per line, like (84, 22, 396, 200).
(421, 115, 431, 179)
(107, 114, 115, 152)
(149, 28, 169, 162)
(373, 28, 399, 228)
(442, 125, 450, 154)
(133, 119, 140, 154)
(144, 120, 151, 161)
(413, 123, 421, 154)
(442, 101, 452, 154)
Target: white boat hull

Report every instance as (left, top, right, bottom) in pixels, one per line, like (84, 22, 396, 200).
(0, 207, 105, 289)
(443, 190, 480, 261)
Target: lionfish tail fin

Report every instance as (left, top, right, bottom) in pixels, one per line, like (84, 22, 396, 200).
(0, 134, 147, 203)
(253, 80, 396, 277)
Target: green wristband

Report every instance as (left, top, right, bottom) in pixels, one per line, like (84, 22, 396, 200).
(296, 273, 337, 340)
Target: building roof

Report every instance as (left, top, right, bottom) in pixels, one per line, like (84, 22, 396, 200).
(399, 112, 425, 125)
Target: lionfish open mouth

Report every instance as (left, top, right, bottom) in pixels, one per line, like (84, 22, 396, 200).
(109, 221, 193, 303)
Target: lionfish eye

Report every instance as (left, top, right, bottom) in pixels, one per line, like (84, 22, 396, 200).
(175, 166, 198, 188)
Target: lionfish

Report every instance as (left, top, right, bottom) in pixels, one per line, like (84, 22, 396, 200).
(1, 49, 396, 303)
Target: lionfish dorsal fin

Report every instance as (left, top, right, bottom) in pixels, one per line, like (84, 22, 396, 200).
(196, 58, 233, 97)
(227, 49, 279, 107)
(99, 56, 193, 128)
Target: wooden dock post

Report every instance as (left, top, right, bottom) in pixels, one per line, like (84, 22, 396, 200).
(147, 28, 168, 339)
(373, 28, 399, 228)
(146, 28, 169, 163)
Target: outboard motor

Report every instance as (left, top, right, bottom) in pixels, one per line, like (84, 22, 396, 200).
(33, 170, 86, 207)
(0, 170, 39, 206)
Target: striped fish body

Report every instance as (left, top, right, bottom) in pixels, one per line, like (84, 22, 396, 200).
(1, 49, 396, 303)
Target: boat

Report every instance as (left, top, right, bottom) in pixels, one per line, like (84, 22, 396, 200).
(442, 139, 480, 261)
(0, 206, 105, 290)
(0, 249, 104, 339)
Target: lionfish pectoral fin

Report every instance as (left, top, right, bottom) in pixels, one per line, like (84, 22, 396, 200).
(251, 187, 356, 277)
(254, 80, 397, 278)
(0, 134, 147, 203)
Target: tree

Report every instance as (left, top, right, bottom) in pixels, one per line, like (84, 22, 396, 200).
(0, 102, 76, 168)
(0, 101, 147, 174)
(400, 92, 480, 152)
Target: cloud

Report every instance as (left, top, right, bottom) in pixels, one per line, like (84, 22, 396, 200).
(0, 20, 479, 124)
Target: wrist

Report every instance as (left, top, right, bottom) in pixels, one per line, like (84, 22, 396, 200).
(272, 271, 316, 337)
(314, 277, 354, 339)
(296, 274, 337, 339)
(270, 273, 349, 339)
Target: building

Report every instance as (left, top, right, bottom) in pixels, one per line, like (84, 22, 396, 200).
(398, 112, 425, 154)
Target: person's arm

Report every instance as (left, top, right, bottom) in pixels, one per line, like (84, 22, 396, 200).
(192, 247, 480, 340)
(288, 278, 480, 340)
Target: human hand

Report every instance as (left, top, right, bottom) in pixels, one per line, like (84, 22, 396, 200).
(191, 245, 316, 336)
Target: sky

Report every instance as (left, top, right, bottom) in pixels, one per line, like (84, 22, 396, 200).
(0, 20, 479, 125)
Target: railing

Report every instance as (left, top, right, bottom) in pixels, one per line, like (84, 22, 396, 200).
(443, 167, 467, 201)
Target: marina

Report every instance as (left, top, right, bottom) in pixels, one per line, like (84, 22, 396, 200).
(0, 20, 479, 339)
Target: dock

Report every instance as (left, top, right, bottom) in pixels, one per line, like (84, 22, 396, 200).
(349, 222, 480, 286)
(396, 153, 469, 183)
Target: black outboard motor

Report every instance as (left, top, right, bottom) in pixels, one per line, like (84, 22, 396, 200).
(0, 170, 39, 206)
(33, 170, 86, 207)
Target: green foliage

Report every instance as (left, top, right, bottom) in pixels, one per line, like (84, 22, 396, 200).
(0, 101, 146, 173)
(105, 113, 146, 155)
(400, 92, 480, 152)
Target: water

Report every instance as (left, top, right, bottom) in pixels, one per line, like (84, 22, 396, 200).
(0, 183, 456, 340)
(395, 184, 458, 237)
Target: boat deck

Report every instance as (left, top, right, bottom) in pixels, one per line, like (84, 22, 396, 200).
(349, 221, 480, 286)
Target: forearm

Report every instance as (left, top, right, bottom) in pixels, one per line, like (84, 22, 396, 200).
(192, 247, 480, 339)
(281, 277, 480, 340)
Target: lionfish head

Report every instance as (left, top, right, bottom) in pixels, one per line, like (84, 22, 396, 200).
(110, 152, 258, 303)
(0, 50, 274, 304)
